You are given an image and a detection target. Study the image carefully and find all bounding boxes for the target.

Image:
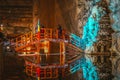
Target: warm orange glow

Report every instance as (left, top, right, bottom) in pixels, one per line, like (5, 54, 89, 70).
(10, 26, 86, 80)
(44, 40, 50, 59)
(60, 42, 65, 65)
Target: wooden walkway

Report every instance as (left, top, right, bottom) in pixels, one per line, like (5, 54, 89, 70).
(10, 28, 83, 79)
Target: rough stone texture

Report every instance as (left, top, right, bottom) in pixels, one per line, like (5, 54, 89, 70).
(111, 21, 120, 80)
(91, 55, 113, 80)
(109, 0, 120, 32)
(77, 0, 93, 37)
(0, 0, 33, 37)
(108, 0, 120, 80)
(84, 0, 114, 79)
(112, 32, 120, 55)
(110, 55, 120, 80)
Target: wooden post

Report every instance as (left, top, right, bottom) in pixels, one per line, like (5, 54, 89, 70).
(44, 41, 50, 59)
(60, 41, 65, 65)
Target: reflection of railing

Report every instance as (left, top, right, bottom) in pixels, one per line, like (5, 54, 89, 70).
(25, 60, 70, 79)
(25, 57, 84, 79)
(26, 65, 59, 79)
(70, 34, 85, 49)
(24, 56, 82, 79)
(70, 58, 82, 73)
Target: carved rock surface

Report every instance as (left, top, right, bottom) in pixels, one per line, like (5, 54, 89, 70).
(112, 33, 120, 55)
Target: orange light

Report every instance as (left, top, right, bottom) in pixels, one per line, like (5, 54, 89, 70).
(44, 41, 49, 53)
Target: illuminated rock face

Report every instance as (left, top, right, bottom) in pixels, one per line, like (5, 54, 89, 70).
(77, 0, 101, 37)
(109, 0, 120, 56)
(71, 0, 106, 53)
(109, 0, 120, 54)
(109, 0, 120, 80)
(70, 1, 109, 80)
(112, 56, 120, 80)
(112, 33, 120, 55)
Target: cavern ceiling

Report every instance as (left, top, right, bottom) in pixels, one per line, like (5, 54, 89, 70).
(0, 0, 92, 38)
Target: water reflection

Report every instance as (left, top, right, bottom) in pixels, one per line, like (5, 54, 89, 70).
(81, 55, 99, 80)
(111, 55, 120, 80)
(81, 54, 113, 80)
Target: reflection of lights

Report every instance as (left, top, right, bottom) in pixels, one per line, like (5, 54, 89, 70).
(82, 57, 99, 80)
(0, 24, 3, 30)
(6, 46, 11, 51)
(44, 47, 48, 53)
(23, 52, 26, 55)
(70, 57, 99, 80)
(6, 46, 10, 49)
(35, 52, 39, 54)
(70, 1, 104, 79)
(70, 59, 81, 73)
(26, 47, 31, 54)
(0, 24, 3, 27)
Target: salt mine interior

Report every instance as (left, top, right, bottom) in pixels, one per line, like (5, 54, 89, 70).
(0, 0, 120, 80)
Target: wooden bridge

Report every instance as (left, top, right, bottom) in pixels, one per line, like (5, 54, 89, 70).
(10, 28, 83, 79)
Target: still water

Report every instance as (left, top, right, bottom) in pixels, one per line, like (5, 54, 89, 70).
(3, 53, 113, 80)
(64, 54, 113, 80)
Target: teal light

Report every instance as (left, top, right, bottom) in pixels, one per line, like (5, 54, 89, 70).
(82, 57, 99, 80)
(70, 57, 99, 80)
(70, 57, 85, 73)
(70, 0, 107, 80)
(70, 3, 105, 51)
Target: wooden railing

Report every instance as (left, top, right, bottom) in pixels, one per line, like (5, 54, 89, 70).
(11, 28, 70, 51)
(10, 28, 84, 79)
(25, 61, 59, 79)
(25, 58, 83, 79)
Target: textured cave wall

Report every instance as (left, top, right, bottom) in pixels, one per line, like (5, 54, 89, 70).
(32, 0, 93, 35)
(35, 0, 79, 34)
(38, 0, 55, 28)
(55, 0, 95, 35)
(109, 0, 120, 54)
(108, 0, 120, 80)
(56, 0, 78, 33)
(77, 0, 94, 37)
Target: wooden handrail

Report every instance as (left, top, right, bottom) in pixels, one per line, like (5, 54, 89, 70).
(11, 28, 70, 52)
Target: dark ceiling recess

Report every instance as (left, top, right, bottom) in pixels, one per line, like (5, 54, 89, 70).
(0, 0, 33, 37)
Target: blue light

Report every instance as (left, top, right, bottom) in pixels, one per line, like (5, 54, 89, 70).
(70, 1, 107, 80)
(70, 3, 106, 51)
(70, 57, 99, 80)
(70, 58, 85, 73)
(81, 57, 99, 80)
